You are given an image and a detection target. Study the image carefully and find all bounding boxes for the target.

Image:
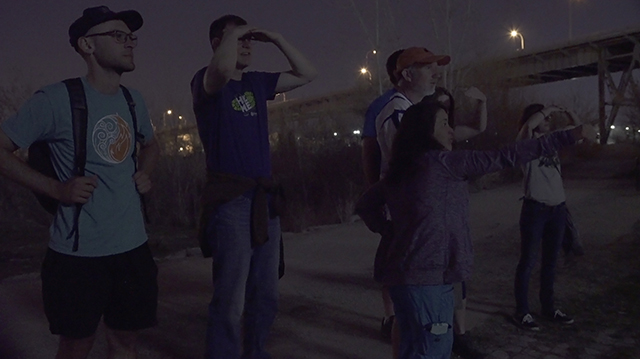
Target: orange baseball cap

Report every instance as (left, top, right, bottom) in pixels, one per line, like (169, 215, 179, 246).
(394, 47, 451, 78)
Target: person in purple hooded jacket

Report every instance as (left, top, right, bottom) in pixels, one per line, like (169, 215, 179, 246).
(355, 99, 596, 359)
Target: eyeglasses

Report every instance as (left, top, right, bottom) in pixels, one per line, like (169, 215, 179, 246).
(85, 30, 137, 44)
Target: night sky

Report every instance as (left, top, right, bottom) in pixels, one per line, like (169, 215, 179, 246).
(1, 0, 639, 120)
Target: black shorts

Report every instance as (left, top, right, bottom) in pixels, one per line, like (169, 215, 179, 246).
(41, 242, 158, 339)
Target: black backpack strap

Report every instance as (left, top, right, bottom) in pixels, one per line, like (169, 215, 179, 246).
(65, 78, 88, 176)
(120, 85, 150, 223)
(120, 85, 143, 153)
(63, 78, 88, 252)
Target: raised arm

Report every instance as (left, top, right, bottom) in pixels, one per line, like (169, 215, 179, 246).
(454, 87, 487, 142)
(203, 25, 255, 95)
(445, 125, 596, 179)
(516, 105, 565, 141)
(563, 108, 582, 126)
(247, 29, 317, 93)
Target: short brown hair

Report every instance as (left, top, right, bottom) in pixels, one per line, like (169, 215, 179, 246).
(209, 14, 247, 42)
(386, 49, 404, 85)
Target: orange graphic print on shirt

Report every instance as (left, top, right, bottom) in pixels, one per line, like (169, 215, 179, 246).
(92, 114, 132, 164)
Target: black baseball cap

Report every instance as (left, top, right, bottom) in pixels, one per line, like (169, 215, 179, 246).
(69, 6, 143, 49)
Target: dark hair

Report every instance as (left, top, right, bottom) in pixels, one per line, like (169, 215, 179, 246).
(422, 87, 455, 127)
(209, 14, 247, 43)
(386, 49, 404, 85)
(386, 99, 448, 184)
(521, 103, 544, 126)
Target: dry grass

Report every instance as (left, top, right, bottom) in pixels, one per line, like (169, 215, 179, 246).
(470, 222, 640, 359)
(2, 81, 639, 275)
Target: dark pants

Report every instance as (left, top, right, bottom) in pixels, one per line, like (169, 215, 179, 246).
(41, 243, 158, 338)
(514, 199, 567, 315)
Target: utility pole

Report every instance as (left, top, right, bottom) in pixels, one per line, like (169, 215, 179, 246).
(375, 0, 383, 94)
(569, 0, 573, 41)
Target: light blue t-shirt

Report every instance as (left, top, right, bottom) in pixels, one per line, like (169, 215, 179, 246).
(1, 77, 154, 257)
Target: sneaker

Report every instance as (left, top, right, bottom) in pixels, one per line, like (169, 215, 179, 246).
(546, 309, 574, 324)
(452, 332, 486, 359)
(514, 313, 540, 331)
(381, 315, 395, 340)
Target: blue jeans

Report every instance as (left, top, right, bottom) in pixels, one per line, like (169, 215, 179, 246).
(389, 284, 454, 359)
(514, 199, 566, 315)
(205, 195, 281, 359)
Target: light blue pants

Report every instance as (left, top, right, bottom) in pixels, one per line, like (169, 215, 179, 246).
(205, 195, 281, 359)
(390, 284, 454, 359)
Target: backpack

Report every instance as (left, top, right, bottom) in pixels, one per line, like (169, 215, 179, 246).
(26, 77, 140, 251)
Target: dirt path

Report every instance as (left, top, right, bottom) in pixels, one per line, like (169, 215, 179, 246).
(466, 179, 640, 358)
(0, 155, 639, 358)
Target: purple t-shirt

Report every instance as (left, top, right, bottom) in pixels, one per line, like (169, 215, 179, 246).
(191, 68, 280, 178)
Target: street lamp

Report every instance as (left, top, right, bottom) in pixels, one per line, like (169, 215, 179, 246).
(364, 49, 382, 94)
(359, 67, 372, 81)
(162, 109, 172, 129)
(510, 30, 525, 50)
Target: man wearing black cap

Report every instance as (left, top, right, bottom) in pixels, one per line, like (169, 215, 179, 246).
(0, 6, 159, 358)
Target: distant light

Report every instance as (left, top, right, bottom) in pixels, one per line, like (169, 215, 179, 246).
(360, 67, 368, 74)
(610, 125, 615, 129)
(509, 29, 524, 50)
(333, 132, 338, 136)
(625, 127, 630, 130)
(353, 130, 361, 135)
(179, 147, 184, 151)
(178, 115, 183, 120)
(167, 110, 172, 115)
(372, 49, 377, 54)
